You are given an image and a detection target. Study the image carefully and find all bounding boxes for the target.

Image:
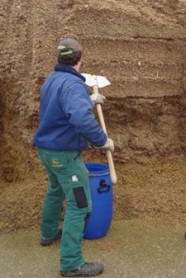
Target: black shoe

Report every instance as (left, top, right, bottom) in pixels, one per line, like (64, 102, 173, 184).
(40, 228, 62, 246)
(60, 262, 104, 277)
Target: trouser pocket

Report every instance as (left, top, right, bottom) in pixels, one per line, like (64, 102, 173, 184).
(73, 187, 88, 208)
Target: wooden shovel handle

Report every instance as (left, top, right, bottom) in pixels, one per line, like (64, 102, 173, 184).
(93, 86, 117, 184)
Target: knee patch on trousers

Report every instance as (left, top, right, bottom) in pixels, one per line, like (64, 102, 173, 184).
(73, 187, 88, 208)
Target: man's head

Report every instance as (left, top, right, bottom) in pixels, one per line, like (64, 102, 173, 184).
(57, 38, 82, 68)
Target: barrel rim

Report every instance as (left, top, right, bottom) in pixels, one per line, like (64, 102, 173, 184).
(85, 162, 109, 176)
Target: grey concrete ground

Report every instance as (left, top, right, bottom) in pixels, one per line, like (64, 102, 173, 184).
(0, 219, 186, 278)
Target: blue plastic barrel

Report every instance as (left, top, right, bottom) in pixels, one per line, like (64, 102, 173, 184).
(84, 162, 113, 240)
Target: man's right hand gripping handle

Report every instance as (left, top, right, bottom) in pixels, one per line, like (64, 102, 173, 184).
(99, 138, 114, 152)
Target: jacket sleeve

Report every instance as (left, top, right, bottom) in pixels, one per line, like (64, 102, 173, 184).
(61, 81, 107, 147)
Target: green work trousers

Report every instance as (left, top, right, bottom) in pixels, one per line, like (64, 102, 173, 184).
(37, 148, 92, 271)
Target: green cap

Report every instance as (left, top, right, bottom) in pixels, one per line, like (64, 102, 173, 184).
(58, 38, 82, 56)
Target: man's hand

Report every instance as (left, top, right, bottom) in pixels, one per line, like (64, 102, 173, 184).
(90, 93, 106, 106)
(100, 138, 114, 152)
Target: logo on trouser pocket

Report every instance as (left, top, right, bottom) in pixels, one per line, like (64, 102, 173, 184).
(51, 159, 64, 168)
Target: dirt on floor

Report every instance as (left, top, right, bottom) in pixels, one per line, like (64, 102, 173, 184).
(1, 219, 186, 278)
(0, 0, 186, 232)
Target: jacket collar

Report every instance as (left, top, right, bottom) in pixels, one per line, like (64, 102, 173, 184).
(54, 63, 85, 82)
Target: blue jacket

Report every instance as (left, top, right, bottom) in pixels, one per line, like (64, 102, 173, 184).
(33, 64, 107, 151)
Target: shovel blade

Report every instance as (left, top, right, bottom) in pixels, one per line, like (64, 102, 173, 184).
(82, 73, 111, 88)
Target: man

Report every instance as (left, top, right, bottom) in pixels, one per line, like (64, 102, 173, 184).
(33, 38, 114, 277)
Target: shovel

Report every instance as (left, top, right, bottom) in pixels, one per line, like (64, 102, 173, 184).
(82, 73, 117, 184)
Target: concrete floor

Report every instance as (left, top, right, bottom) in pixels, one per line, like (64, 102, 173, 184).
(0, 219, 186, 278)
